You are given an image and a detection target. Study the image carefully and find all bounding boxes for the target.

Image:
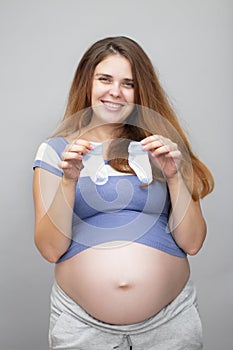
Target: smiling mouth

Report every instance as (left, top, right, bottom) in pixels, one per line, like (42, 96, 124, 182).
(101, 100, 125, 110)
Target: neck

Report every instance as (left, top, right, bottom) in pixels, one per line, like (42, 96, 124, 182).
(83, 122, 122, 142)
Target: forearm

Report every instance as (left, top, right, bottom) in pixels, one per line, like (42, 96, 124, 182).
(167, 173, 207, 255)
(34, 177, 76, 263)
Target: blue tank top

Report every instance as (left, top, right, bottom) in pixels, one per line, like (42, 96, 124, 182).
(33, 137, 186, 262)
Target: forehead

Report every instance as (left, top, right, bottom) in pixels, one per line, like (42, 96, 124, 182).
(94, 54, 132, 77)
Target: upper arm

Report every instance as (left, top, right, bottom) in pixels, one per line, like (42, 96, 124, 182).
(33, 167, 62, 225)
(33, 138, 65, 224)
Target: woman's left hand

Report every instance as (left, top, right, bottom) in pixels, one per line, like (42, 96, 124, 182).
(141, 135, 182, 180)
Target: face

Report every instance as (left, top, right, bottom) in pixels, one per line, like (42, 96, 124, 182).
(91, 54, 135, 125)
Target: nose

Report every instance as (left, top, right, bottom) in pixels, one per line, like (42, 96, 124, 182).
(109, 82, 121, 97)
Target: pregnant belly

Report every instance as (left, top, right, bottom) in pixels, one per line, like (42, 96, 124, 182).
(55, 241, 190, 325)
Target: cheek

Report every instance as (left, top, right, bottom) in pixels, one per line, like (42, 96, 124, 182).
(126, 89, 135, 103)
(92, 83, 107, 100)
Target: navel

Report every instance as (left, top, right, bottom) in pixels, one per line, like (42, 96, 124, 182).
(118, 281, 131, 289)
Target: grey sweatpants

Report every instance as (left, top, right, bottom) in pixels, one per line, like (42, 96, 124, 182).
(49, 279, 203, 350)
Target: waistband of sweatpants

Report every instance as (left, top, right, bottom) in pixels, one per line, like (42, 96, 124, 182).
(50, 278, 197, 336)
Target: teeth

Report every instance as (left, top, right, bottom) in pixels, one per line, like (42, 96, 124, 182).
(104, 102, 123, 109)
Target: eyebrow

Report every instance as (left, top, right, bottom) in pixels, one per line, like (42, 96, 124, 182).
(95, 73, 134, 81)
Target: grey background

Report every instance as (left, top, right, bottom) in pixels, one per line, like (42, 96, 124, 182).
(0, 0, 232, 349)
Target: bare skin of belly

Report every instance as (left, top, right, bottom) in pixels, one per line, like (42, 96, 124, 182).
(55, 241, 190, 325)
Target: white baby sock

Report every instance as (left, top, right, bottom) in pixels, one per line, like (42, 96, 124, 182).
(128, 141, 152, 184)
(82, 142, 108, 185)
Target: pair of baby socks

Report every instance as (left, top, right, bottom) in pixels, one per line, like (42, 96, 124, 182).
(82, 141, 152, 185)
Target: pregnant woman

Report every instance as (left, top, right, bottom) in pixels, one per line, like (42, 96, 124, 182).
(33, 36, 214, 350)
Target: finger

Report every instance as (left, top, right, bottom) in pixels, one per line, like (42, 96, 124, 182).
(140, 134, 161, 145)
(141, 135, 177, 151)
(142, 139, 164, 151)
(155, 136, 177, 149)
(62, 151, 83, 161)
(65, 139, 94, 155)
(65, 144, 91, 155)
(150, 143, 178, 157)
(59, 159, 83, 171)
(166, 150, 182, 170)
(141, 134, 174, 144)
(73, 139, 94, 150)
(74, 162, 84, 171)
(165, 150, 182, 158)
(59, 160, 72, 169)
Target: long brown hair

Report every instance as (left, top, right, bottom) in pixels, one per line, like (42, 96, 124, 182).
(53, 36, 214, 200)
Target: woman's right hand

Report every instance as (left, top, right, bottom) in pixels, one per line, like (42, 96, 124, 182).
(60, 139, 94, 182)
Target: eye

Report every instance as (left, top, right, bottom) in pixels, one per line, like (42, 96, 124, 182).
(123, 81, 134, 88)
(98, 76, 111, 83)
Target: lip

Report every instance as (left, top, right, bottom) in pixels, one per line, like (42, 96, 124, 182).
(101, 100, 125, 110)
